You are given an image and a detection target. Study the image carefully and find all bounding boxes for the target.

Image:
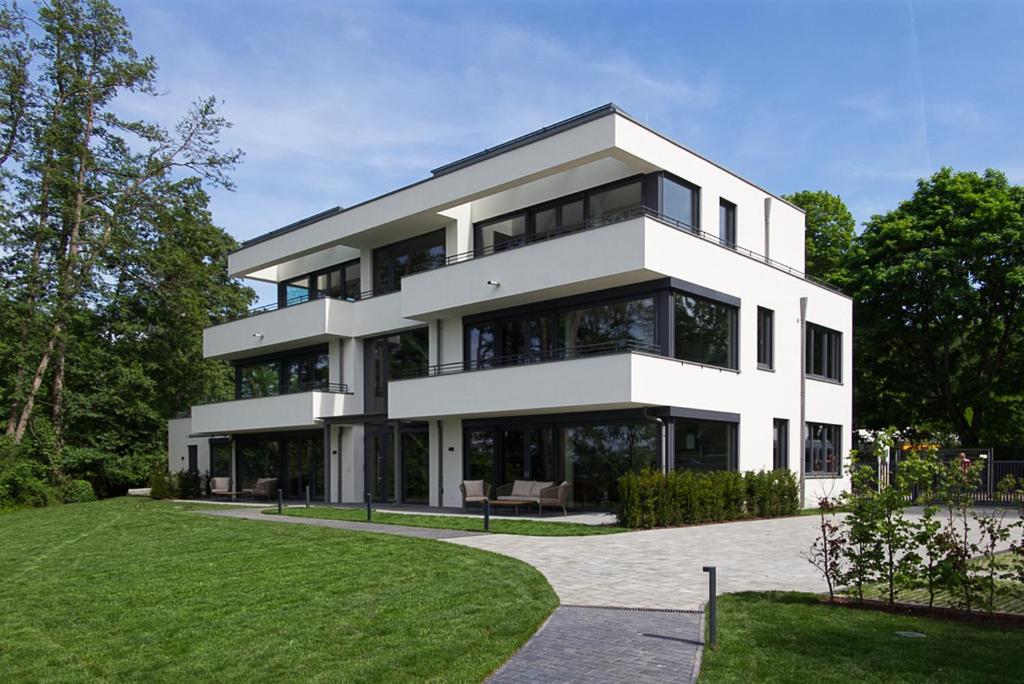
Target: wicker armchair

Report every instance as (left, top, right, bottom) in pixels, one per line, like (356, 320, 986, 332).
(539, 481, 573, 516)
(459, 480, 491, 512)
(243, 477, 278, 502)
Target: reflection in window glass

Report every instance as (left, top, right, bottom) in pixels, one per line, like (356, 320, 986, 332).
(373, 230, 446, 295)
(674, 293, 737, 368)
(467, 430, 495, 482)
(563, 422, 657, 509)
(675, 419, 736, 471)
(342, 261, 361, 299)
(805, 422, 842, 475)
(559, 297, 656, 353)
(239, 362, 279, 398)
(719, 199, 736, 246)
(282, 277, 310, 307)
(467, 324, 497, 369)
(401, 430, 430, 504)
(588, 181, 641, 222)
(806, 323, 842, 381)
(663, 176, 698, 230)
(477, 214, 526, 254)
(211, 443, 231, 478)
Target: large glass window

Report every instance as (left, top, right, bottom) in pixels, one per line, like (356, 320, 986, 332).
(719, 198, 736, 247)
(534, 197, 584, 240)
(314, 258, 361, 301)
(363, 328, 429, 412)
(773, 418, 789, 470)
(466, 430, 495, 482)
(373, 229, 446, 295)
(401, 430, 430, 504)
(236, 347, 329, 399)
(476, 214, 526, 255)
(674, 293, 737, 369)
(758, 306, 774, 370)
(663, 175, 699, 230)
(236, 437, 281, 491)
(805, 422, 842, 476)
(279, 276, 311, 308)
(588, 180, 641, 223)
(559, 297, 656, 354)
(211, 442, 231, 478)
(564, 422, 657, 509)
(806, 323, 842, 382)
(674, 419, 737, 471)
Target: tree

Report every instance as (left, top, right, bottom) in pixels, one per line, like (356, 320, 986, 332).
(0, 0, 243, 449)
(849, 168, 1024, 448)
(783, 190, 856, 286)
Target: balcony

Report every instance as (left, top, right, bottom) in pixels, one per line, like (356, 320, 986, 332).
(387, 342, 742, 420)
(190, 382, 358, 435)
(203, 291, 417, 360)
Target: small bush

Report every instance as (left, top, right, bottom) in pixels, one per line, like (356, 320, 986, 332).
(149, 467, 178, 499)
(60, 479, 97, 504)
(618, 468, 799, 528)
(177, 470, 203, 499)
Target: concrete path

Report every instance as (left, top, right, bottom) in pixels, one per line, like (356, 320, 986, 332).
(488, 606, 703, 684)
(196, 508, 481, 539)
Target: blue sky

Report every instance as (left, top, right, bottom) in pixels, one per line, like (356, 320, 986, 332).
(117, 0, 1023, 302)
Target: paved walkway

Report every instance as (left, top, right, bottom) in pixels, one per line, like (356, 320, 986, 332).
(196, 508, 481, 539)
(488, 606, 703, 684)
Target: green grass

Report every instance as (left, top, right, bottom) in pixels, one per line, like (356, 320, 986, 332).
(699, 592, 1024, 683)
(0, 498, 558, 682)
(271, 505, 627, 536)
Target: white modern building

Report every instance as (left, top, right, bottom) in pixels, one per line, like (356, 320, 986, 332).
(168, 104, 852, 509)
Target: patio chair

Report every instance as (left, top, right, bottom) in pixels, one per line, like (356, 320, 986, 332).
(243, 477, 278, 502)
(459, 480, 491, 512)
(210, 477, 231, 497)
(539, 481, 573, 516)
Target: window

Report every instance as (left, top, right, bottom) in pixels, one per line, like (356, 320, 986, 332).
(719, 199, 736, 247)
(534, 197, 584, 239)
(211, 442, 231, 478)
(663, 175, 699, 230)
(674, 419, 737, 471)
(773, 418, 789, 469)
(236, 347, 329, 399)
(588, 180, 642, 223)
(464, 293, 656, 369)
(805, 422, 842, 476)
(757, 307, 774, 370)
(806, 323, 842, 382)
(313, 258, 361, 301)
(564, 422, 657, 508)
(279, 276, 311, 308)
(372, 229, 446, 295)
(476, 214, 526, 254)
(674, 292, 738, 369)
(363, 328, 429, 412)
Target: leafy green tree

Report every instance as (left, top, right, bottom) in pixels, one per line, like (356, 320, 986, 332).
(783, 190, 856, 286)
(848, 168, 1024, 448)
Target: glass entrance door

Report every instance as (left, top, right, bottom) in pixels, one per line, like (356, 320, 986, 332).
(401, 430, 430, 504)
(364, 426, 394, 502)
(284, 435, 323, 499)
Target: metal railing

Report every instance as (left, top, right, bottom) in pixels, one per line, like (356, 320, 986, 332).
(198, 380, 350, 405)
(391, 339, 661, 380)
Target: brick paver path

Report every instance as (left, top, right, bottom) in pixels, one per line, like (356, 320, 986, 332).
(488, 606, 703, 684)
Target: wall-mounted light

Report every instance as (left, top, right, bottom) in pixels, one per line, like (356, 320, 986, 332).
(486, 280, 500, 287)
(253, 332, 264, 340)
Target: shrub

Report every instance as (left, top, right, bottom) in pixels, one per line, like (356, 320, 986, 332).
(60, 479, 97, 504)
(617, 468, 798, 528)
(177, 470, 203, 499)
(0, 433, 58, 509)
(149, 467, 178, 500)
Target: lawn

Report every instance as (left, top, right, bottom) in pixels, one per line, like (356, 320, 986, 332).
(699, 592, 1024, 683)
(0, 498, 557, 682)
(272, 505, 627, 536)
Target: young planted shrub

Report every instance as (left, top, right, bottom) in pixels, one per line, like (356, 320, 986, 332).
(60, 479, 97, 504)
(149, 467, 178, 500)
(805, 496, 846, 602)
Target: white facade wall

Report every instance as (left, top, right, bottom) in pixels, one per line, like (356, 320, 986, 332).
(167, 416, 210, 474)
(173, 107, 852, 508)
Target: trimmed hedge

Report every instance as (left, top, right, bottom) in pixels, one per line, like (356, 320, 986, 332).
(618, 468, 799, 528)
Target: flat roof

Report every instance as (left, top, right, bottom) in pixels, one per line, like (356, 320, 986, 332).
(234, 103, 803, 253)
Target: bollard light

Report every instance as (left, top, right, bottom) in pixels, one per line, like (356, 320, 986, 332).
(702, 566, 717, 648)
(365, 491, 372, 522)
(484, 498, 490, 532)
(277, 488, 283, 515)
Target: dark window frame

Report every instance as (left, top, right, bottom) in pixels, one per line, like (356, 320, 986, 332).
(757, 306, 774, 370)
(805, 322, 843, 383)
(673, 290, 739, 370)
(363, 327, 430, 413)
(311, 257, 362, 301)
(372, 228, 447, 295)
(773, 418, 789, 470)
(233, 344, 330, 399)
(659, 172, 702, 232)
(719, 198, 737, 247)
(805, 421, 842, 477)
(673, 417, 739, 471)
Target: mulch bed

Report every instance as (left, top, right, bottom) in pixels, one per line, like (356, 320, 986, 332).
(819, 595, 1024, 630)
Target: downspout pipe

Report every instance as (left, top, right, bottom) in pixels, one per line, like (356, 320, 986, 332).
(799, 296, 808, 509)
(643, 408, 668, 475)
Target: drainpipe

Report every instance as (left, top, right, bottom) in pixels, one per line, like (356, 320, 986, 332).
(643, 408, 668, 474)
(764, 197, 772, 263)
(799, 296, 808, 508)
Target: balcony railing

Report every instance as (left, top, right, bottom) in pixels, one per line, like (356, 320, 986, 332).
(391, 339, 662, 380)
(199, 381, 351, 406)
